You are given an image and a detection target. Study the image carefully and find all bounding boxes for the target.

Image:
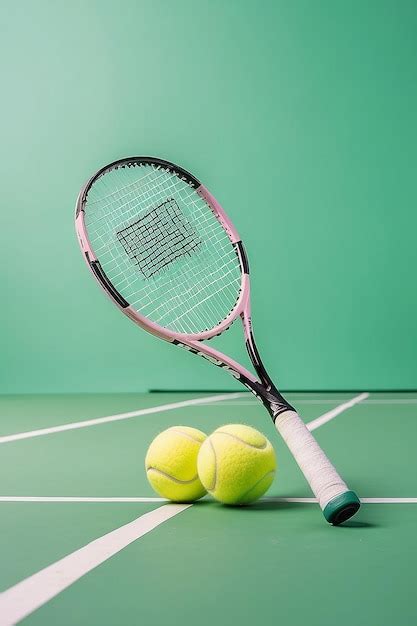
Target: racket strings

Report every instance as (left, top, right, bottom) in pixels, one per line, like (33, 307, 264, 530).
(88, 173, 236, 311)
(84, 164, 241, 334)
(90, 169, 176, 224)
(86, 165, 160, 207)
(93, 214, 238, 334)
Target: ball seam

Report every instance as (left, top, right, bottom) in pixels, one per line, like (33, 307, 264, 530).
(147, 467, 200, 485)
(238, 470, 276, 503)
(206, 438, 218, 491)
(169, 428, 205, 443)
(214, 431, 268, 450)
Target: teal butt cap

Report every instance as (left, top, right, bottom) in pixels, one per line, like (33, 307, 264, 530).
(323, 491, 361, 525)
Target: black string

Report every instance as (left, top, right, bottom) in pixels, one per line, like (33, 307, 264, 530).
(116, 198, 201, 279)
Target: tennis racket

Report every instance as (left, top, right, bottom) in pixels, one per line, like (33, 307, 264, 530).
(75, 156, 360, 525)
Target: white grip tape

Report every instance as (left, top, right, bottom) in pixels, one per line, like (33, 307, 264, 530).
(274, 410, 348, 510)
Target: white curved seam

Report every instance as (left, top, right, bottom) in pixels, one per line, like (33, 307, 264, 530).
(147, 468, 199, 484)
(169, 428, 205, 443)
(239, 471, 276, 502)
(207, 438, 217, 492)
(214, 431, 268, 450)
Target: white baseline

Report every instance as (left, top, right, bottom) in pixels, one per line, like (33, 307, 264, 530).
(0, 496, 416, 504)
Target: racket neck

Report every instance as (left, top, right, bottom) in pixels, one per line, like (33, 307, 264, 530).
(244, 326, 294, 416)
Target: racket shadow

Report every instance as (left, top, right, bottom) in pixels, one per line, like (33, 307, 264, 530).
(172, 500, 378, 527)
(239, 501, 312, 513)
(190, 499, 297, 512)
(335, 520, 377, 529)
(223, 501, 378, 527)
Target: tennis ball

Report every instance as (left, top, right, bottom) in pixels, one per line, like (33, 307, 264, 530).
(145, 426, 207, 502)
(197, 424, 276, 505)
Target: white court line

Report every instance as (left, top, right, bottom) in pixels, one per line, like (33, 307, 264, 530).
(207, 397, 417, 406)
(0, 392, 246, 445)
(202, 399, 364, 406)
(264, 497, 417, 504)
(0, 496, 166, 503)
(1, 495, 416, 504)
(0, 390, 369, 445)
(306, 392, 369, 431)
(359, 498, 417, 503)
(201, 395, 408, 408)
(200, 399, 352, 405)
(0, 504, 191, 626)
(362, 399, 417, 404)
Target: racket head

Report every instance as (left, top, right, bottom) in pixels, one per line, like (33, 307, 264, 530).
(75, 157, 249, 342)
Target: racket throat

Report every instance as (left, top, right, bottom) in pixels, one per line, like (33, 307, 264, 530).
(244, 330, 294, 415)
(258, 385, 295, 420)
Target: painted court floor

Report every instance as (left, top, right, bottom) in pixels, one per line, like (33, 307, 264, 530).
(0, 391, 416, 625)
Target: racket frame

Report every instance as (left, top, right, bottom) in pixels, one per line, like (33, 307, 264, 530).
(76, 159, 287, 411)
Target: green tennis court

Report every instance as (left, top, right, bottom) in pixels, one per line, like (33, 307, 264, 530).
(2, 1, 417, 624)
(1, 392, 416, 625)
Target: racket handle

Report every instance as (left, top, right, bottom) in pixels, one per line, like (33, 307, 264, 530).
(274, 410, 360, 524)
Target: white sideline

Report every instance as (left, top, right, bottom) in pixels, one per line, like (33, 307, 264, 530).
(0, 393, 246, 444)
(0, 504, 191, 626)
(359, 498, 417, 503)
(0, 390, 368, 445)
(213, 397, 417, 406)
(0, 496, 166, 503)
(1, 496, 416, 504)
(263, 497, 417, 504)
(306, 392, 369, 431)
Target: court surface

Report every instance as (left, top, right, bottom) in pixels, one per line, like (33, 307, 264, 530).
(0, 391, 416, 626)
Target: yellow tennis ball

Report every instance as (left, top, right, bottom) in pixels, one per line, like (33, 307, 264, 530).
(197, 424, 276, 505)
(145, 426, 207, 502)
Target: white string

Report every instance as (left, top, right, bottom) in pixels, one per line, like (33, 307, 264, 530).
(84, 163, 241, 334)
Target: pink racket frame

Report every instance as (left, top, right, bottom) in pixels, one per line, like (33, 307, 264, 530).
(75, 180, 258, 386)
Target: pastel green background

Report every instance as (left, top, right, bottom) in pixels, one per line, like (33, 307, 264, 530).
(1, 0, 416, 393)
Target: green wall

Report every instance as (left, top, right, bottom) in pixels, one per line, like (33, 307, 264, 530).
(1, 0, 416, 393)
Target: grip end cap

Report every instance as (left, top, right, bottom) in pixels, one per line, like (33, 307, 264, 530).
(323, 491, 361, 525)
